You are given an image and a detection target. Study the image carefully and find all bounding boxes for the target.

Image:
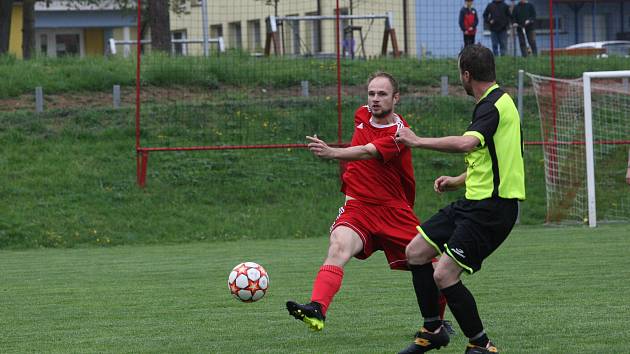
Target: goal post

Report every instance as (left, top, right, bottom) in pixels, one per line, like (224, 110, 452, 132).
(529, 70, 630, 227)
(582, 70, 630, 227)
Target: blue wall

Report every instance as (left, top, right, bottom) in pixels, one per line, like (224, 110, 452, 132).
(414, 0, 629, 58)
(415, 0, 495, 58)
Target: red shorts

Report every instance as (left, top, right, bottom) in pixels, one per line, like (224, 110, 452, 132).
(330, 199, 420, 270)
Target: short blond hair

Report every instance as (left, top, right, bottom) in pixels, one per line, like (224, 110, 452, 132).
(367, 71, 399, 94)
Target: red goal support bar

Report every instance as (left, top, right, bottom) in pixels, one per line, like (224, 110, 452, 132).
(134, 0, 356, 187)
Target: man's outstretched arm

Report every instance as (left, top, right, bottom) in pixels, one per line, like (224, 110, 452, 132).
(395, 127, 479, 153)
(306, 135, 380, 161)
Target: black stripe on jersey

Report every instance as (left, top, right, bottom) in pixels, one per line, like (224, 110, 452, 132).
(487, 138, 500, 197)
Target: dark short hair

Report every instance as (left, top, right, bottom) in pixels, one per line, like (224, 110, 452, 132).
(458, 44, 496, 82)
(367, 71, 399, 94)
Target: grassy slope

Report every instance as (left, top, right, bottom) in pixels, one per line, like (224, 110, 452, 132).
(0, 93, 557, 248)
(1, 224, 628, 353)
(1, 55, 627, 248)
(2, 54, 630, 98)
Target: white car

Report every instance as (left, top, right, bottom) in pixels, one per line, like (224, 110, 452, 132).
(565, 40, 630, 58)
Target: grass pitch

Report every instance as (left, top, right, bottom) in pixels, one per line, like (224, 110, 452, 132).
(1, 224, 628, 353)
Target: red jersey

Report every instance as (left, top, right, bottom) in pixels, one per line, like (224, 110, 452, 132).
(340, 106, 415, 210)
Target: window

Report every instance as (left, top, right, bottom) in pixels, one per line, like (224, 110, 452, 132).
(292, 19, 300, 55)
(228, 21, 242, 49)
(533, 17, 566, 34)
(282, 14, 301, 55)
(171, 30, 187, 55)
(210, 24, 223, 38)
(55, 34, 80, 57)
(305, 11, 321, 53)
(337, 7, 351, 55)
(247, 19, 262, 52)
(39, 34, 48, 56)
(36, 30, 84, 58)
(582, 14, 608, 41)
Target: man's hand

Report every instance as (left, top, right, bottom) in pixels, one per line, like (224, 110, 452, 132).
(434, 175, 464, 193)
(626, 167, 630, 185)
(395, 127, 419, 147)
(307, 135, 336, 159)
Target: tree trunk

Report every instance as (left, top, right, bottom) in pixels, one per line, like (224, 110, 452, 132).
(21, 0, 34, 59)
(0, 0, 14, 54)
(148, 0, 171, 53)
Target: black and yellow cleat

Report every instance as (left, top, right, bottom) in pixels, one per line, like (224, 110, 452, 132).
(286, 301, 325, 331)
(398, 326, 450, 354)
(465, 341, 499, 354)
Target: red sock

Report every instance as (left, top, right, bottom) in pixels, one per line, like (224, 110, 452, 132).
(438, 292, 447, 320)
(310, 264, 344, 316)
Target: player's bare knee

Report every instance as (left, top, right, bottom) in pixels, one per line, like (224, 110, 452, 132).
(433, 266, 458, 289)
(405, 244, 432, 265)
(327, 236, 353, 261)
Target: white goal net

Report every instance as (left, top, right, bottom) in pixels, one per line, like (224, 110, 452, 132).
(528, 71, 630, 226)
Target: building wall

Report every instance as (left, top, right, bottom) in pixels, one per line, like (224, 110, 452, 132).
(84, 28, 104, 56)
(414, 1, 629, 58)
(9, 4, 23, 58)
(7, 3, 136, 58)
(109, 26, 138, 57)
(524, 2, 627, 51)
(170, 0, 412, 57)
(415, 0, 496, 58)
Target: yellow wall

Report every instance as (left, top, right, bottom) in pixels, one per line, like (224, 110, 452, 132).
(84, 28, 104, 56)
(171, 0, 414, 57)
(9, 4, 23, 58)
(110, 27, 138, 57)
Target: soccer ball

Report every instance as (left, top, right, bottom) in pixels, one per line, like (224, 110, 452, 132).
(227, 262, 269, 302)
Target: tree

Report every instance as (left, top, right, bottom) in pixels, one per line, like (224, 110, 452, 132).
(148, 0, 171, 52)
(0, 0, 14, 54)
(22, 0, 35, 59)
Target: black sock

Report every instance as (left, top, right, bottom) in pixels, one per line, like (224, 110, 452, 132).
(423, 319, 442, 332)
(409, 263, 440, 331)
(470, 333, 489, 347)
(440, 281, 484, 339)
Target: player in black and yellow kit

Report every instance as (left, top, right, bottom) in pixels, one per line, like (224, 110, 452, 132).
(395, 44, 525, 354)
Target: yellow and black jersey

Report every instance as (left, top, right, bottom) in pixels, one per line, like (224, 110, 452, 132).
(462, 84, 526, 201)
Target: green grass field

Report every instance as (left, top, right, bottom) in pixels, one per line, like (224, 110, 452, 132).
(3, 91, 629, 247)
(1, 224, 629, 353)
(2, 53, 630, 99)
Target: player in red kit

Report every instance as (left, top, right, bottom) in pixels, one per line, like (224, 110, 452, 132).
(286, 71, 449, 334)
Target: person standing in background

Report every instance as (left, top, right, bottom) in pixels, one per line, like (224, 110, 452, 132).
(459, 0, 479, 47)
(512, 0, 538, 56)
(483, 0, 511, 56)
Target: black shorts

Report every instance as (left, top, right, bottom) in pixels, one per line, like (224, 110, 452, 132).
(418, 197, 518, 274)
